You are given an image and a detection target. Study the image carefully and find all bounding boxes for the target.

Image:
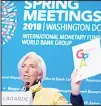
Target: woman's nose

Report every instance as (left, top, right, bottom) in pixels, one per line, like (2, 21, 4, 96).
(25, 67, 29, 73)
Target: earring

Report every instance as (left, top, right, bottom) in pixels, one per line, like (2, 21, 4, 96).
(36, 79, 39, 82)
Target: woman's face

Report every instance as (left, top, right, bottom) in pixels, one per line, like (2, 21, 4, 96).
(20, 56, 39, 87)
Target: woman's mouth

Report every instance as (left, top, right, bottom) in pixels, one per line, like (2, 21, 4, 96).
(24, 75, 30, 79)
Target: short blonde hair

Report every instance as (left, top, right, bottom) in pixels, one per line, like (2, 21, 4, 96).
(18, 52, 46, 83)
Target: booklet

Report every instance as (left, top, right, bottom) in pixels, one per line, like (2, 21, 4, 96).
(72, 38, 101, 82)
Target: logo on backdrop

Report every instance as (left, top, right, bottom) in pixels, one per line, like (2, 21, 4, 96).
(1, 1, 18, 45)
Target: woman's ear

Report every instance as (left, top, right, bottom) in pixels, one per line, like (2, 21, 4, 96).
(38, 71, 43, 80)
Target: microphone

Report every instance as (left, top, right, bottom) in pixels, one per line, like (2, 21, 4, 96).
(20, 82, 30, 91)
(24, 82, 30, 91)
(25, 82, 30, 86)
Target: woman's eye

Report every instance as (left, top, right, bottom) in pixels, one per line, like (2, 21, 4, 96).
(31, 65, 35, 68)
(22, 65, 25, 68)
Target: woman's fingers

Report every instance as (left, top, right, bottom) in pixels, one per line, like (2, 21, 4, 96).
(71, 69, 78, 79)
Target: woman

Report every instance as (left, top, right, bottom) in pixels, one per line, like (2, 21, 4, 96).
(18, 52, 84, 105)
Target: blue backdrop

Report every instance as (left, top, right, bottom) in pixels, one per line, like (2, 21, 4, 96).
(2, 1, 101, 105)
